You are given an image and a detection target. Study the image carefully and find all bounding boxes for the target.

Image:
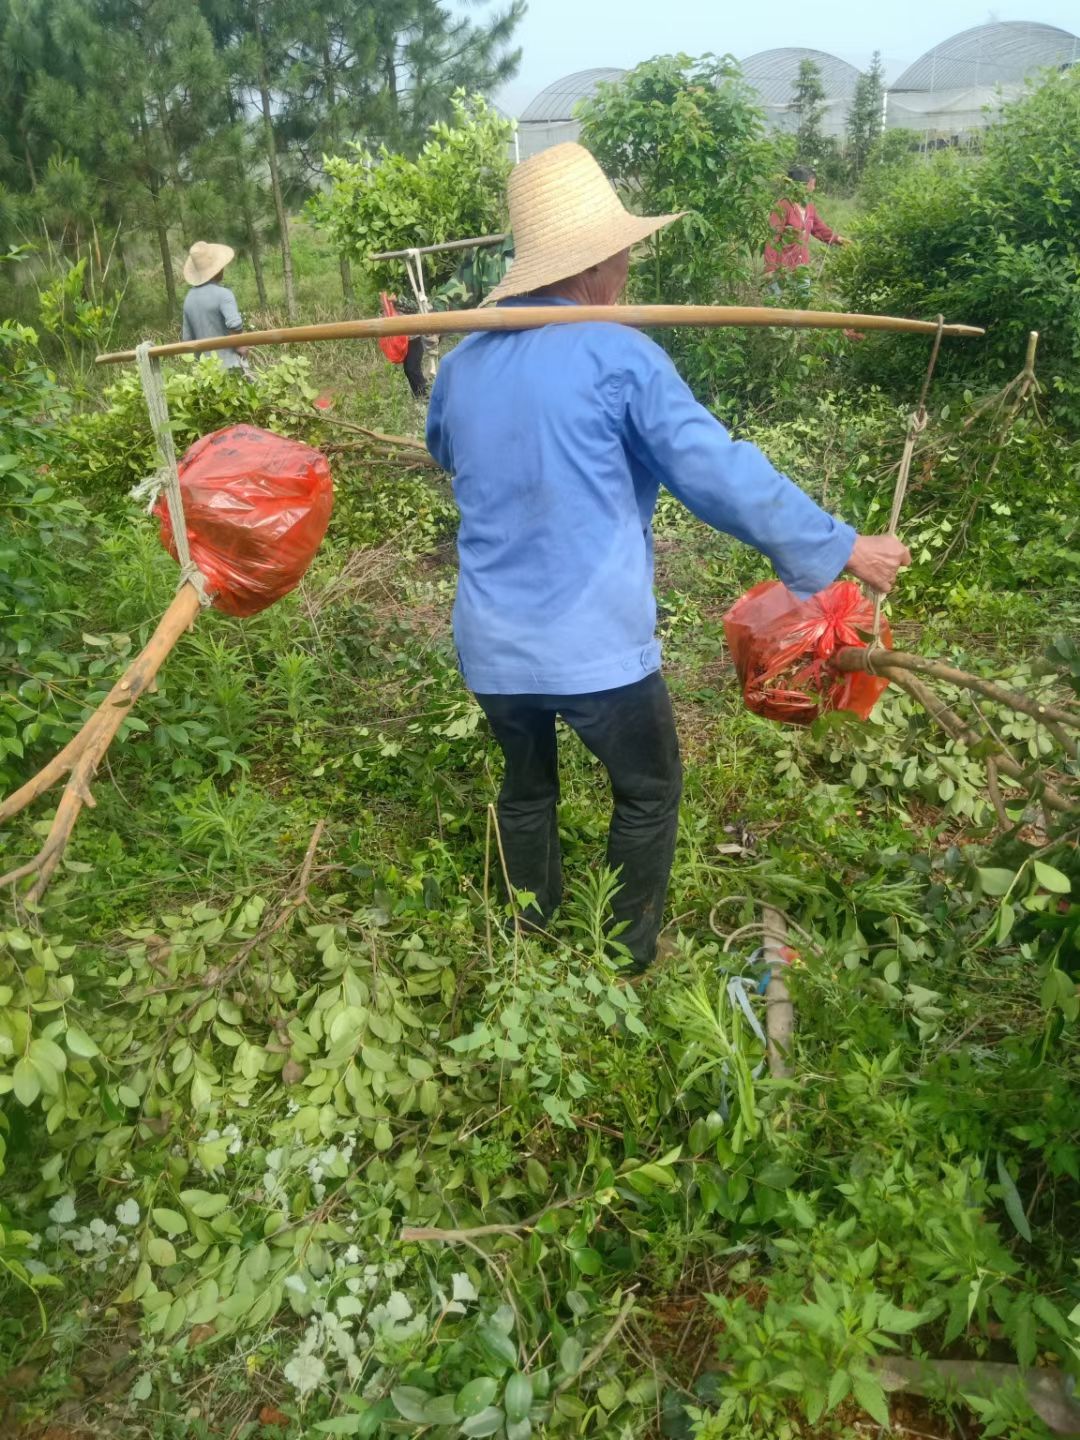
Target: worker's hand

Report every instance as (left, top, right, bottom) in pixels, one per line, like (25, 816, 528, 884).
(845, 534, 912, 595)
(236, 345, 250, 358)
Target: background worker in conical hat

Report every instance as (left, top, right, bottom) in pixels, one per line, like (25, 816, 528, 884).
(181, 241, 249, 371)
(426, 143, 910, 975)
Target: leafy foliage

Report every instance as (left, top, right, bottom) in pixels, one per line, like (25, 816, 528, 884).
(578, 55, 774, 309)
(59, 353, 322, 507)
(310, 94, 512, 294)
(838, 67, 1080, 425)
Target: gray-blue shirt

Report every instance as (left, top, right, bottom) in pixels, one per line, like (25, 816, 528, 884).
(181, 282, 244, 367)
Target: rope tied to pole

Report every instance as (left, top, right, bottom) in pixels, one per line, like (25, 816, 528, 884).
(134, 341, 212, 606)
(868, 314, 946, 648)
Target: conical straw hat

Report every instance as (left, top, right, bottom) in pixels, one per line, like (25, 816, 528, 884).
(183, 241, 236, 286)
(481, 143, 683, 306)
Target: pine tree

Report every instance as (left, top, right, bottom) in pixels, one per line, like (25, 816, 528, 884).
(792, 58, 827, 167)
(846, 51, 886, 178)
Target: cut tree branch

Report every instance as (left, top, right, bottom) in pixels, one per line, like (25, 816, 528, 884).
(0, 583, 202, 903)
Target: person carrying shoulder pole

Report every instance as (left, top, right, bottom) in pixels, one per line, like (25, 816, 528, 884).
(426, 144, 909, 976)
(181, 242, 250, 374)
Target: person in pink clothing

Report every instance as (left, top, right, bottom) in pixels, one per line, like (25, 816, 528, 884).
(764, 165, 847, 289)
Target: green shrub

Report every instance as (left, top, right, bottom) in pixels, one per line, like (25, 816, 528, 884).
(309, 93, 511, 295)
(60, 354, 322, 507)
(838, 68, 1080, 425)
(578, 54, 774, 308)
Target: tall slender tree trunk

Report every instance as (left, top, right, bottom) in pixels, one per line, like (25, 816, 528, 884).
(258, 61, 297, 322)
(154, 206, 177, 316)
(240, 186, 268, 308)
(339, 254, 354, 304)
(323, 48, 353, 306)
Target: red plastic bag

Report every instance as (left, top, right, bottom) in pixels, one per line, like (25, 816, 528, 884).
(156, 424, 333, 617)
(378, 293, 410, 365)
(723, 579, 892, 725)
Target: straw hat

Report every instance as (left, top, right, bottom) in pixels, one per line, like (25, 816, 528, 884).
(481, 143, 683, 305)
(183, 241, 235, 286)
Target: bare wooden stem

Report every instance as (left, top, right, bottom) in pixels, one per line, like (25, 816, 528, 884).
(0, 583, 202, 902)
(761, 905, 794, 1080)
(834, 646, 1080, 738)
(887, 671, 1072, 814)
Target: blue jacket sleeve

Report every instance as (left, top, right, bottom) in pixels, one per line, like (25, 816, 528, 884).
(221, 287, 243, 333)
(426, 369, 451, 472)
(622, 337, 856, 598)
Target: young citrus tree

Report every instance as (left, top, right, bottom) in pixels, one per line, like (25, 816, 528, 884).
(577, 54, 775, 308)
(309, 92, 512, 296)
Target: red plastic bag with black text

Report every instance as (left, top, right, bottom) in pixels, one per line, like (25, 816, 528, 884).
(156, 424, 333, 617)
(723, 579, 891, 725)
(378, 293, 410, 364)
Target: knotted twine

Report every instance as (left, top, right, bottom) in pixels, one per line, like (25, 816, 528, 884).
(132, 340, 212, 606)
(867, 314, 946, 654)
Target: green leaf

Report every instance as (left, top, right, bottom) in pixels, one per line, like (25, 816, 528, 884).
(314, 1419, 367, 1436)
(13, 1057, 40, 1106)
(461, 1408, 504, 1438)
(570, 1246, 603, 1276)
(504, 1373, 533, 1422)
(559, 1337, 583, 1376)
(1033, 860, 1070, 895)
(877, 1301, 931, 1334)
(827, 1368, 850, 1410)
(390, 1387, 432, 1423)
(476, 1320, 518, 1368)
(977, 867, 1016, 897)
(996, 1154, 1032, 1242)
(152, 1207, 189, 1237)
(147, 1236, 177, 1267)
(1010, 1295, 1038, 1367)
(456, 1377, 498, 1417)
(1032, 1294, 1072, 1341)
(852, 1371, 890, 1427)
(373, 1120, 392, 1151)
(65, 1025, 100, 1059)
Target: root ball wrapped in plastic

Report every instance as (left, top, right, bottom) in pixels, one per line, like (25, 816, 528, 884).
(723, 579, 892, 725)
(155, 425, 333, 616)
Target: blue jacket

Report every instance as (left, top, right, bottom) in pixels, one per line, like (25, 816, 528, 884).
(426, 298, 856, 695)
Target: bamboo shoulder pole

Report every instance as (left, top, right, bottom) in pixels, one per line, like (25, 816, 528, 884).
(96, 305, 984, 367)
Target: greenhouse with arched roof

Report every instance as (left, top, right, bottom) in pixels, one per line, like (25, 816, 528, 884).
(887, 21, 1080, 137)
(739, 47, 861, 137)
(518, 68, 627, 159)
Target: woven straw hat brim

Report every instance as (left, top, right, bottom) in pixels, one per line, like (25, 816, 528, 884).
(481, 209, 682, 305)
(183, 242, 236, 286)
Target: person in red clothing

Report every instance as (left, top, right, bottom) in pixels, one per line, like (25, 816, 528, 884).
(764, 165, 846, 292)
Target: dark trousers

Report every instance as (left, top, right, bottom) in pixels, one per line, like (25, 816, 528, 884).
(475, 673, 682, 967)
(403, 338, 428, 399)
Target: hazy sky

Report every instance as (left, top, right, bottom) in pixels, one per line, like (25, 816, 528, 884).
(493, 3, 1080, 113)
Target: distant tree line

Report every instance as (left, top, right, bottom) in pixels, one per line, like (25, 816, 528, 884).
(791, 52, 887, 185)
(0, 0, 523, 318)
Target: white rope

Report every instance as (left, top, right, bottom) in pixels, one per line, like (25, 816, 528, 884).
(404, 248, 439, 383)
(869, 315, 946, 645)
(134, 341, 212, 605)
